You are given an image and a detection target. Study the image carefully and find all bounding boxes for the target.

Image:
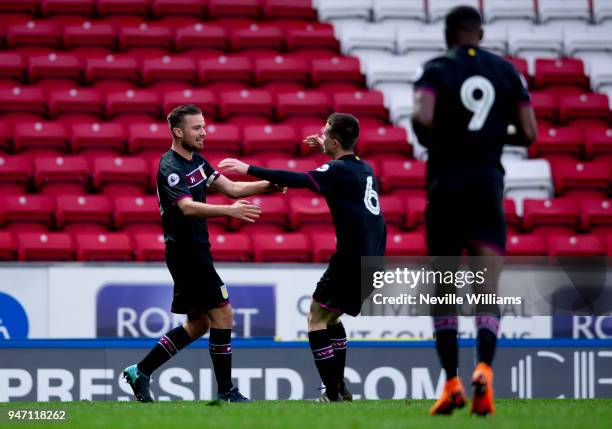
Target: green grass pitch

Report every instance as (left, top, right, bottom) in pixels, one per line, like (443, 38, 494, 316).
(1, 400, 611, 429)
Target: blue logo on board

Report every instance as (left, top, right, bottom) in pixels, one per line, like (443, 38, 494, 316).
(0, 292, 29, 340)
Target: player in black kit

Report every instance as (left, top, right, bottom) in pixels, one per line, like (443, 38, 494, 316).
(123, 104, 283, 403)
(219, 113, 387, 402)
(411, 6, 537, 416)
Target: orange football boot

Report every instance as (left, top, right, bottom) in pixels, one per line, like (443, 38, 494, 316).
(429, 376, 467, 416)
(470, 362, 495, 416)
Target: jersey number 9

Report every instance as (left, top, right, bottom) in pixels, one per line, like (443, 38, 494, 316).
(460, 75, 495, 132)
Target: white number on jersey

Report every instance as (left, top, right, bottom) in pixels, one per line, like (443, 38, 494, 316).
(460, 75, 496, 131)
(364, 176, 380, 215)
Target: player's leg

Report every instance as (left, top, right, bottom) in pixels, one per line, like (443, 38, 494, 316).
(468, 243, 503, 416)
(308, 299, 342, 401)
(207, 303, 248, 402)
(327, 318, 351, 401)
(123, 312, 205, 402)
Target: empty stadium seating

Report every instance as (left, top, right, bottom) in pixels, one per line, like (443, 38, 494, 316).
(0, 0, 609, 261)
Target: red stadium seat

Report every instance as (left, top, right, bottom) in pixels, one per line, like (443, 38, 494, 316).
(332, 91, 387, 122)
(118, 23, 173, 50)
(18, 232, 74, 261)
(252, 232, 311, 262)
(127, 122, 170, 153)
(33, 155, 89, 195)
(547, 235, 606, 256)
(386, 232, 427, 256)
(0, 53, 26, 81)
(529, 126, 584, 160)
(132, 232, 165, 261)
(6, 21, 62, 48)
(285, 22, 339, 54)
(550, 159, 610, 198)
(0, 232, 17, 261)
(288, 196, 331, 230)
(266, 158, 318, 172)
(585, 128, 612, 160)
(176, 23, 227, 52)
(311, 231, 336, 262)
(506, 234, 548, 256)
(230, 194, 287, 231)
(153, 0, 207, 17)
(202, 123, 241, 154)
(263, 0, 317, 20)
(197, 55, 252, 85)
(71, 122, 126, 154)
(63, 21, 116, 49)
(114, 195, 160, 233)
(380, 160, 426, 194)
(48, 88, 104, 117)
(580, 199, 612, 234)
(13, 121, 69, 153)
(242, 124, 297, 155)
(97, 0, 149, 16)
(404, 196, 426, 230)
(0, 86, 46, 115)
(0, 123, 11, 153)
(85, 55, 140, 83)
(208, 0, 261, 19)
(141, 55, 196, 85)
(93, 156, 149, 196)
(359, 125, 410, 156)
(254, 55, 309, 87)
(0, 194, 54, 232)
(162, 89, 217, 118)
(379, 195, 405, 228)
(504, 198, 520, 231)
(75, 232, 133, 261)
(210, 232, 252, 261)
(42, 0, 95, 16)
(219, 89, 274, 121)
(106, 89, 160, 118)
(276, 90, 330, 121)
(311, 56, 363, 87)
(534, 58, 589, 91)
(559, 93, 610, 124)
(531, 92, 559, 122)
(0, 0, 38, 14)
(0, 155, 31, 194)
(522, 198, 580, 235)
(56, 194, 113, 233)
(230, 22, 283, 52)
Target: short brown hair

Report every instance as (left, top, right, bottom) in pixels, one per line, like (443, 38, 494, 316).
(167, 104, 202, 137)
(326, 112, 360, 150)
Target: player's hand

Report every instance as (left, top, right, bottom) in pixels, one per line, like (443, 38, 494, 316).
(228, 200, 261, 223)
(303, 134, 324, 152)
(218, 158, 249, 175)
(266, 182, 287, 194)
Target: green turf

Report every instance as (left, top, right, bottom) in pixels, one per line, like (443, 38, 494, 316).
(0, 399, 611, 429)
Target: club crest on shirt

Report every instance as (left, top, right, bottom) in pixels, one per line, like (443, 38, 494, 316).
(316, 164, 330, 172)
(167, 173, 180, 187)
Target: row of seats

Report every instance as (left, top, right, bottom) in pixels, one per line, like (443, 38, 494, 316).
(0, 121, 407, 156)
(530, 125, 612, 160)
(0, 19, 338, 54)
(1, 230, 611, 262)
(0, 0, 317, 20)
(316, 0, 612, 25)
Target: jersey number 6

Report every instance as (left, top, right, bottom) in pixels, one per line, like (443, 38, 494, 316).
(460, 75, 495, 131)
(364, 176, 380, 215)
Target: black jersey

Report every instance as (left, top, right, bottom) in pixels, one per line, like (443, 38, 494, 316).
(156, 149, 220, 249)
(305, 154, 386, 259)
(414, 46, 531, 188)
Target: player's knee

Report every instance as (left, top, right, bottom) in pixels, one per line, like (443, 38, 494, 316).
(208, 304, 233, 329)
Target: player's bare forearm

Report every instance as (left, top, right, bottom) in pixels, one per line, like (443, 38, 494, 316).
(178, 199, 230, 219)
(247, 165, 318, 191)
(231, 180, 272, 198)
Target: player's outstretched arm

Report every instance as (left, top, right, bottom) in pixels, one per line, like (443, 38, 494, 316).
(218, 158, 318, 191)
(210, 174, 285, 199)
(177, 197, 261, 223)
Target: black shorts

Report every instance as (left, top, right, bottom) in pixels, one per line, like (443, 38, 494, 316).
(426, 181, 506, 255)
(313, 254, 366, 317)
(165, 243, 228, 314)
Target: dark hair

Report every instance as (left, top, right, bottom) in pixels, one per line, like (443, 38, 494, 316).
(326, 112, 360, 150)
(167, 104, 202, 137)
(445, 5, 482, 44)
